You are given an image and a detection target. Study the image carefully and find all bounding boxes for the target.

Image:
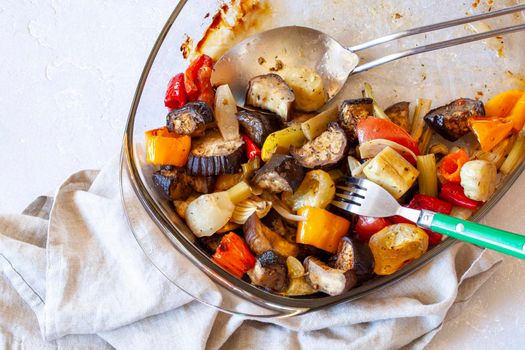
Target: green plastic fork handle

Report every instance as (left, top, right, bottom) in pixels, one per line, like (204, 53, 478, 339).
(430, 212, 525, 259)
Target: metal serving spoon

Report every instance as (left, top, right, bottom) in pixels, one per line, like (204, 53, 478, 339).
(211, 4, 525, 106)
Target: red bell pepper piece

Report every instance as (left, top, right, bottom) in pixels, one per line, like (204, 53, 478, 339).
(439, 182, 482, 210)
(241, 135, 261, 160)
(439, 149, 469, 183)
(391, 194, 453, 245)
(185, 54, 215, 107)
(355, 216, 392, 242)
(164, 73, 187, 110)
(212, 232, 256, 278)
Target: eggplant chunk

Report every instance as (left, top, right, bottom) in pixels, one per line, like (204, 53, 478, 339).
(261, 209, 296, 242)
(152, 168, 193, 200)
(338, 98, 373, 144)
(166, 101, 214, 136)
(187, 131, 245, 176)
(385, 101, 410, 131)
(304, 256, 357, 296)
(290, 122, 348, 168)
(424, 98, 485, 141)
(247, 250, 288, 292)
(245, 74, 295, 122)
(237, 109, 282, 147)
(190, 176, 216, 194)
(244, 214, 299, 257)
(252, 154, 305, 193)
(333, 237, 374, 282)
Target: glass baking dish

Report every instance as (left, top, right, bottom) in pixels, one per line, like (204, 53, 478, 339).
(121, 0, 525, 317)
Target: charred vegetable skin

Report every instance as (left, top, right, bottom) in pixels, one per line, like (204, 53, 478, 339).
(338, 98, 373, 144)
(245, 74, 295, 121)
(152, 168, 193, 200)
(333, 237, 374, 282)
(236, 109, 282, 148)
(187, 131, 245, 176)
(252, 154, 305, 193)
(247, 250, 288, 292)
(166, 101, 214, 136)
(424, 98, 485, 141)
(290, 122, 348, 169)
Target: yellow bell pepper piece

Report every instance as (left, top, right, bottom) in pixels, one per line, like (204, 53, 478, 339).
(261, 124, 306, 161)
(296, 207, 350, 253)
(505, 93, 525, 131)
(145, 127, 191, 166)
(469, 117, 514, 152)
(485, 90, 523, 118)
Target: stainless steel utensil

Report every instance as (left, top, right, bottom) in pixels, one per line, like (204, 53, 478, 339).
(212, 4, 525, 106)
(332, 177, 525, 259)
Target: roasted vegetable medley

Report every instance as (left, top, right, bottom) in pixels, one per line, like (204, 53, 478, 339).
(146, 54, 525, 297)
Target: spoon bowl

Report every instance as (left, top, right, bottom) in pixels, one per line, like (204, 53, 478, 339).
(211, 26, 359, 107)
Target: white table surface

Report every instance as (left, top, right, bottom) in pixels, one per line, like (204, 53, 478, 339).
(1, 1, 524, 349)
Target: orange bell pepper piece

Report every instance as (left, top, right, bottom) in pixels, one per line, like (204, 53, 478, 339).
(469, 117, 514, 152)
(485, 90, 523, 118)
(505, 93, 525, 131)
(145, 127, 191, 166)
(438, 148, 469, 183)
(212, 232, 256, 278)
(296, 207, 350, 253)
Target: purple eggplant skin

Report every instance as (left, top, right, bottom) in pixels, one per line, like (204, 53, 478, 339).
(385, 101, 410, 131)
(252, 154, 305, 193)
(152, 168, 193, 200)
(424, 98, 485, 141)
(290, 122, 348, 169)
(338, 98, 373, 144)
(166, 101, 214, 137)
(187, 132, 246, 176)
(247, 250, 289, 292)
(236, 109, 282, 148)
(332, 236, 374, 282)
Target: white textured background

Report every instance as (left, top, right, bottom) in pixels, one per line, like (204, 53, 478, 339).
(1, 1, 524, 349)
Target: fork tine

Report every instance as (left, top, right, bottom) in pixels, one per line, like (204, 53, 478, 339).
(331, 199, 359, 212)
(340, 176, 367, 190)
(336, 185, 367, 198)
(334, 192, 364, 205)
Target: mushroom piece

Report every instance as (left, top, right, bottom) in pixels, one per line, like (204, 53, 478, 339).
(247, 250, 288, 292)
(338, 98, 373, 144)
(424, 98, 485, 141)
(243, 214, 299, 257)
(152, 168, 193, 200)
(332, 236, 374, 282)
(187, 131, 246, 176)
(385, 101, 410, 131)
(290, 122, 348, 169)
(245, 73, 295, 122)
(236, 109, 282, 148)
(304, 256, 358, 296)
(252, 154, 305, 193)
(166, 101, 214, 137)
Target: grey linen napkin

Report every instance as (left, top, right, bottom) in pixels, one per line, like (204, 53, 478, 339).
(0, 157, 503, 349)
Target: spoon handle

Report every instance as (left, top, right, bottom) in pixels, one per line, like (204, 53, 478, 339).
(348, 4, 525, 52)
(352, 22, 525, 74)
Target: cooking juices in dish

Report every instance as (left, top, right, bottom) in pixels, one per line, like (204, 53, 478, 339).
(145, 53, 525, 297)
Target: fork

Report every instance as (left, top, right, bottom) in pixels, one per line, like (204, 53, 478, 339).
(332, 177, 525, 259)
